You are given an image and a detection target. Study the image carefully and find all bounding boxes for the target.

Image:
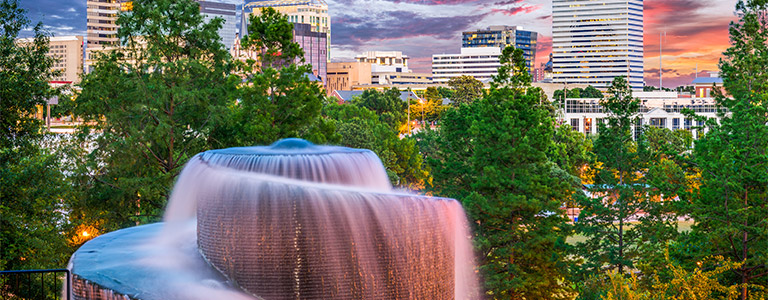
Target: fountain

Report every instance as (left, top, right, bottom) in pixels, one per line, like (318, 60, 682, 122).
(68, 139, 478, 299)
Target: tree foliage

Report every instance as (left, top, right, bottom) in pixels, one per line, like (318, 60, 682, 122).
(689, 1, 768, 298)
(71, 0, 236, 229)
(240, 7, 303, 68)
(0, 0, 70, 273)
(424, 46, 577, 299)
(575, 77, 678, 282)
(447, 75, 483, 106)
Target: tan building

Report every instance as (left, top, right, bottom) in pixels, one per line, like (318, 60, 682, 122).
(326, 62, 372, 95)
(16, 36, 84, 84)
(355, 51, 409, 70)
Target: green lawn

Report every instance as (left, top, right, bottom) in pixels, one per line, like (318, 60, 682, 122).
(566, 220, 694, 245)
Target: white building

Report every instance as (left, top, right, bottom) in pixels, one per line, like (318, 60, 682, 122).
(356, 51, 410, 73)
(552, 0, 644, 90)
(562, 95, 719, 140)
(431, 47, 502, 83)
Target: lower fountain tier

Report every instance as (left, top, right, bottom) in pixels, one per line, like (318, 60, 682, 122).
(68, 222, 255, 300)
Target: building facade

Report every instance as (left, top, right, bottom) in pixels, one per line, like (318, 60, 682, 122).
(86, 0, 130, 48)
(243, 0, 330, 63)
(198, 0, 238, 50)
(563, 96, 718, 139)
(327, 62, 373, 94)
(294, 23, 327, 83)
(432, 47, 502, 83)
(355, 51, 410, 72)
(16, 36, 84, 84)
(552, 0, 644, 90)
(462, 25, 537, 72)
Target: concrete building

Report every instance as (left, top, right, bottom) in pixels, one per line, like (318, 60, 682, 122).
(16, 36, 84, 84)
(243, 0, 330, 63)
(355, 51, 410, 73)
(462, 25, 537, 72)
(552, 0, 644, 90)
(432, 47, 502, 83)
(327, 62, 373, 94)
(198, 0, 238, 51)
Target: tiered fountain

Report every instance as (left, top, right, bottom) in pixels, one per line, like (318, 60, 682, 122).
(68, 139, 478, 299)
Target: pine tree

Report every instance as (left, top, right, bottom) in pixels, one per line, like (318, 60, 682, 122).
(690, 1, 768, 298)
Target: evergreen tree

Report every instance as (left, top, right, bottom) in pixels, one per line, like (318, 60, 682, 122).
(426, 46, 577, 298)
(447, 75, 483, 106)
(575, 77, 678, 282)
(690, 1, 768, 298)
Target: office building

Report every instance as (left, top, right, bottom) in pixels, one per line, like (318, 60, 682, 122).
(86, 0, 131, 48)
(432, 47, 502, 83)
(198, 0, 238, 50)
(552, 0, 644, 90)
(462, 25, 537, 72)
(294, 23, 327, 82)
(243, 0, 330, 63)
(16, 36, 84, 84)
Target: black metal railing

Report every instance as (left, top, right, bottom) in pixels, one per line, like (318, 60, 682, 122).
(0, 269, 70, 300)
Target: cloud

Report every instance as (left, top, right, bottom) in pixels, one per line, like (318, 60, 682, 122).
(490, 4, 539, 16)
(332, 10, 488, 45)
(392, 0, 484, 4)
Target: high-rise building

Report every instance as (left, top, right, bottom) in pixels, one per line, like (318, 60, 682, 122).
(243, 0, 330, 63)
(462, 26, 538, 72)
(552, 0, 644, 90)
(432, 47, 502, 83)
(294, 23, 327, 82)
(198, 0, 238, 51)
(86, 0, 131, 48)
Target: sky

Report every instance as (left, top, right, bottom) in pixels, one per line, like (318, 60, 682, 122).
(20, 0, 740, 88)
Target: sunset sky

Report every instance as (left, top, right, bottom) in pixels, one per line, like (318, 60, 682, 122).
(21, 0, 740, 88)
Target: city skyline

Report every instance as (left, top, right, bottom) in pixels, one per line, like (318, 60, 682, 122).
(20, 0, 737, 88)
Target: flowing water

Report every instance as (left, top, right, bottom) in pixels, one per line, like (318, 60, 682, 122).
(72, 139, 479, 299)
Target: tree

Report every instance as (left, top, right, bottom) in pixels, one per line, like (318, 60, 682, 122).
(575, 77, 678, 279)
(583, 85, 603, 98)
(690, 1, 768, 298)
(71, 0, 236, 230)
(323, 102, 429, 188)
(350, 88, 407, 130)
(426, 46, 577, 298)
(0, 0, 70, 277)
(447, 75, 483, 106)
(240, 7, 303, 69)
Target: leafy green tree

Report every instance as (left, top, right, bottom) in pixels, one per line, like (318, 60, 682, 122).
(350, 88, 407, 129)
(71, 0, 236, 230)
(323, 102, 429, 188)
(0, 0, 70, 275)
(583, 85, 603, 98)
(436, 86, 454, 100)
(212, 7, 336, 147)
(690, 1, 768, 298)
(426, 46, 577, 298)
(567, 88, 583, 98)
(447, 75, 483, 106)
(575, 77, 678, 280)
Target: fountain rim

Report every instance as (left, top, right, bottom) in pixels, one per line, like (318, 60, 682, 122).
(201, 138, 371, 157)
(192, 155, 456, 203)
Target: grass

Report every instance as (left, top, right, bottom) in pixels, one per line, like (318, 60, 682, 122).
(566, 220, 694, 245)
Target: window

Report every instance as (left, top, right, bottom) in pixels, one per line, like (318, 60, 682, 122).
(672, 118, 680, 130)
(634, 118, 644, 140)
(584, 118, 592, 134)
(684, 118, 692, 130)
(650, 118, 666, 129)
(571, 118, 580, 132)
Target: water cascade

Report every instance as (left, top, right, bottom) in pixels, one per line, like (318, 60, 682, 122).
(68, 139, 478, 299)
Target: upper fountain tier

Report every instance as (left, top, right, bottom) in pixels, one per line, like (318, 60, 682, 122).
(163, 138, 392, 222)
(198, 138, 392, 190)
